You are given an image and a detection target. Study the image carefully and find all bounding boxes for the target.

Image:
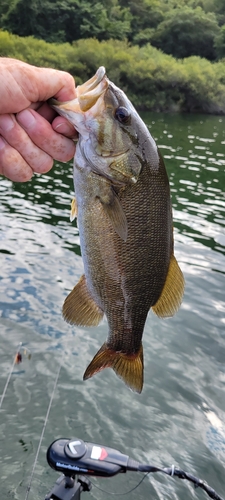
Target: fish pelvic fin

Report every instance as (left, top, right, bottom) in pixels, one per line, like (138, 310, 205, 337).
(70, 197, 77, 222)
(152, 254, 185, 318)
(83, 343, 144, 393)
(62, 274, 104, 326)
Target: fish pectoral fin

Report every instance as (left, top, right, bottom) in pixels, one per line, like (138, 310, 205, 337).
(83, 343, 143, 393)
(62, 274, 104, 326)
(99, 189, 128, 242)
(70, 197, 78, 222)
(152, 254, 185, 318)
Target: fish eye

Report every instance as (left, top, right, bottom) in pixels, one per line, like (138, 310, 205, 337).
(115, 107, 130, 124)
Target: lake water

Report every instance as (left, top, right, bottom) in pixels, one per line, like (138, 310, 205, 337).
(0, 112, 224, 500)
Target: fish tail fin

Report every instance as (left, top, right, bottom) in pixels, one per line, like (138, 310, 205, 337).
(83, 343, 144, 393)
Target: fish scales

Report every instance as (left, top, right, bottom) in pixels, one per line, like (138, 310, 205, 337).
(50, 67, 185, 393)
(78, 162, 172, 356)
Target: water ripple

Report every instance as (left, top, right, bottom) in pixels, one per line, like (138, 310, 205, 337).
(0, 113, 224, 499)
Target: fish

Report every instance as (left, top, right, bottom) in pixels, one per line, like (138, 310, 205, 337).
(50, 67, 185, 393)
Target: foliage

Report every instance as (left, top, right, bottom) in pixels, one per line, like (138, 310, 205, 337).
(150, 7, 220, 60)
(1, 0, 225, 117)
(181, 56, 225, 113)
(1, 0, 225, 62)
(0, 0, 131, 43)
(214, 24, 225, 58)
(119, 0, 165, 43)
(1, 30, 225, 115)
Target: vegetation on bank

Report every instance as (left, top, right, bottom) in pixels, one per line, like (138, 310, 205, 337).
(1, 0, 225, 113)
(1, 0, 225, 61)
(1, 30, 225, 114)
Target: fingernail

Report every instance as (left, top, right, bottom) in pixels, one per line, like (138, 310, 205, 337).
(0, 137, 6, 150)
(54, 122, 65, 131)
(17, 109, 36, 129)
(54, 120, 74, 132)
(0, 115, 14, 132)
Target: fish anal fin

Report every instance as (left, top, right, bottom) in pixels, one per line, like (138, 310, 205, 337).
(70, 197, 78, 222)
(152, 254, 185, 318)
(99, 188, 128, 241)
(83, 343, 143, 393)
(62, 274, 104, 326)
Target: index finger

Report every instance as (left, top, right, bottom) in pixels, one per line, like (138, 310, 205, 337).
(0, 59, 77, 113)
(27, 66, 77, 103)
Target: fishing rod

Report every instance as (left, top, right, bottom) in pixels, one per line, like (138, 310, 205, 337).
(45, 437, 224, 500)
(0, 343, 31, 410)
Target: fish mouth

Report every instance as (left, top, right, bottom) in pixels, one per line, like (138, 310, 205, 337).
(77, 66, 108, 112)
(49, 67, 109, 117)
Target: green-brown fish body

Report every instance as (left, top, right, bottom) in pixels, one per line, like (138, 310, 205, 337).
(50, 67, 184, 393)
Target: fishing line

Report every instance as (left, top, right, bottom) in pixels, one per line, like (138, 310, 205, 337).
(24, 359, 62, 500)
(0, 342, 28, 410)
(89, 472, 149, 496)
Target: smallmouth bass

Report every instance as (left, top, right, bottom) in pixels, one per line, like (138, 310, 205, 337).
(51, 67, 185, 393)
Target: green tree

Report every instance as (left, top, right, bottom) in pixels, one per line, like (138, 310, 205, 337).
(79, 1, 131, 41)
(1, 0, 73, 42)
(151, 6, 220, 60)
(119, 0, 164, 42)
(203, 0, 225, 26)
(214, 24, 225, 58)
(0, 0, 131, 43)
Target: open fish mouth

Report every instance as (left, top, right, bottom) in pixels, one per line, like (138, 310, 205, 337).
(49, 66, 108, 116)
(77, 67, 106, 98)
(77, 66, 108, 112)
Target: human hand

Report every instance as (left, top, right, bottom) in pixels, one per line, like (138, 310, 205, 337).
(0, 58, 77, 182)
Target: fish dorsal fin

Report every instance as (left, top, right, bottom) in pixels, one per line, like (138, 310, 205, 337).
(99, 189, 128, 241)
(63, 274, 104, 326)
(70, 197, 78, 222)
(83, 343, 143, 393)
(152, 254, 185, 318)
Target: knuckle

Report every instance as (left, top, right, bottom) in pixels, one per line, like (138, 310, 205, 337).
(34, 156, 53, 174)
(0, 147, 33, 182)
(53, 138, 75, 162)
